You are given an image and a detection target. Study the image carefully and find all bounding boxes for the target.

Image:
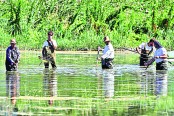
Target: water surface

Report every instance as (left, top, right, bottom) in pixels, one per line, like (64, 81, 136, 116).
(0, 51, 174, 116)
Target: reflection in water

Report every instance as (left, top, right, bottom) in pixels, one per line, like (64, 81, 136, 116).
(139, 70, 156, 96)
(139, 70, 168, 97)
(102, 69, 114, 98)
(155, 70, 168, 97)
(6, 71, 20, 106)
(43, 69, 57, 105)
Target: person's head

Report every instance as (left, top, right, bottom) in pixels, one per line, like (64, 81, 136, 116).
(10, 39, 16, 48)
(48, 31, 53, 40)
(149, 38, 162, 49)
(103, 36, 110, 45)
(148, 38, 155, 47)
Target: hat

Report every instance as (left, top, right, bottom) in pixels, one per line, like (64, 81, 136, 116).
(10, 39, 16, 44)
(103, 36, 110, 42)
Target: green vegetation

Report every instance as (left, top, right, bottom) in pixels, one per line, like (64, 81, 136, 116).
(0, 0, 174, 50)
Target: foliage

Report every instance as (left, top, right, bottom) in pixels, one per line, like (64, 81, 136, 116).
(0, 0, 174, 50)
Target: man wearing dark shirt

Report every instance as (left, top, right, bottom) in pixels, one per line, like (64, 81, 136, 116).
(5, 39, 20, 71)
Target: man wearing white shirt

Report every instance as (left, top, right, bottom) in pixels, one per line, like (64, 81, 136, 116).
(42, 31, 57, 69)
(144, 39, 168, 70)
(153, 40, 168, 70)
(100, 36, 114, 69)
(136, 39, 154, 66)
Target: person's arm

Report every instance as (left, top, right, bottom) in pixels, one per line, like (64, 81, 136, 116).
(136, 43, 145, 54)
(155, 54, 168, 59)
(101, 45, 114, 59)
(15, 47, 20, 63)
(136, 47, 141, 54)
(52, 40, 57, 49)
(6, 48, 15, 65)
(155, 48, 167, 59)
(101, 50, 111, 59)
(42, 46, 46, 57)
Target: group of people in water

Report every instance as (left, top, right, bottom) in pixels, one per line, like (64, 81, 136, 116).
(136, 38, 168, 70)
(98, 36, 168, 70)
(5, 30, 168, 72)
(4, 30, 169, 108)
(5, 31, 58, 71)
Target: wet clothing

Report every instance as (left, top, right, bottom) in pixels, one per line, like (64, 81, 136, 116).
(138, 43, 153, 66)
(5, 46, 20, 71)
(156, 61, 167, 70)
(101, 58, 114, 69)
(42, 40, 57, 69)
(154, 47, 167, 70)
(101, 43, 114, 69)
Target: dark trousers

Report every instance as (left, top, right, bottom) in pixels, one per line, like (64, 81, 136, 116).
(101, 58, 114, 69)
(44, 57, 57, 68)
(5, 61, 17, 71)
(156, 61, 167, 70)
(140, 53, 150, 66)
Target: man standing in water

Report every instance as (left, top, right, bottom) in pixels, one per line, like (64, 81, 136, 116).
(99, 36, 114, 69)
(136, 39, 154, 66)
(5, 39, 20, 71)
(42, 30, 57, 69)
(145, 39, 168, 70)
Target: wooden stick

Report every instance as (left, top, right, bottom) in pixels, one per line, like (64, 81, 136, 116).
(122, 47, 138, 53)
(96, 46, 100, 67)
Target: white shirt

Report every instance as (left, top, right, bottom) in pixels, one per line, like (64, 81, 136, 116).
(139, 42, 153, 51)
(154, 47, 167, 63)
(43, 39, 57, 48)
(101, 43, 114, 59)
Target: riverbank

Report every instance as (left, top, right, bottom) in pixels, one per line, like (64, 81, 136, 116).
(1, 49, 135, 55)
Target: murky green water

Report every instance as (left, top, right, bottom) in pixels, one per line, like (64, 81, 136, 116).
(0, 51, 174, 116)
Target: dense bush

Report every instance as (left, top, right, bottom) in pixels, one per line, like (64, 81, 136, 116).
(0, 0, 173, 50)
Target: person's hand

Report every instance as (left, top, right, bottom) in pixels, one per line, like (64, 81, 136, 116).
(15, 60, 19, 63)
(144, 62, 148, 66)
(38, 56, 42, 59)
(12, 62, 16, 65)
(98, 46, 101, 51)
(97, 57, 101, 60)
(155, 56, 160, 59)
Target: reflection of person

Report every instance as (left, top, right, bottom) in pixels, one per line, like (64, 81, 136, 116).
(42, 31, 57, 69)
(102, 69, 114, 98)
(100, 36, 114, 69)
(155, 71, 168, 97)
(139, 70, 156, 96)
(43, 69, 57, 105)
(136, 39, 154, 66)
(5, 39, 20, 71)
(145, 39, 168, 70)
(6, 71, 20, 106)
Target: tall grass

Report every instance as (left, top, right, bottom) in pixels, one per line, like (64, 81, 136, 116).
(0, 0, 173, 50)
